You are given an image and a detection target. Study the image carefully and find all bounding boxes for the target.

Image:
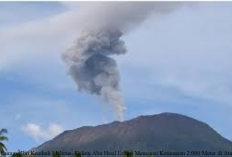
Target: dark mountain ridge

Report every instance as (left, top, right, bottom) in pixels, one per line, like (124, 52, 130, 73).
(31, 113, 232, 156)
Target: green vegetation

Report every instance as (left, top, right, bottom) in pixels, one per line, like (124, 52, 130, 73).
(49, 150, 152, 157)
(122, 150, 155, 157)
(0, 128, 8, 156)
(52, 151, 60, 157)
(123, 150, 134, 157)
(11, 151, 23, 157)
(73, 151, 81, 157)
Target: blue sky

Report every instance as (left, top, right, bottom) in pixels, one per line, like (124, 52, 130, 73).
(1, 2, 232, 152)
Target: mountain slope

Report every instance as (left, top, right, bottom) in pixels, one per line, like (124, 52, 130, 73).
(31, 113, 232, 156)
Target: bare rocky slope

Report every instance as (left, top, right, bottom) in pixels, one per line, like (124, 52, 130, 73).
(31, 113, 232, 157)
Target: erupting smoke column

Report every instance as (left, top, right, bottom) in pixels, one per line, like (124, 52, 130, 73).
(62, 2, 183, 120)
(62, 30, 126, 120)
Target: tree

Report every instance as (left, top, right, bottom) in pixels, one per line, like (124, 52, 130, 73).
(52, 151, 61, 157)
(11, 151, 23, 157)
(123, 150, 134, 157)
(0, 128, 8, 156)
(73, 151, 81, 157)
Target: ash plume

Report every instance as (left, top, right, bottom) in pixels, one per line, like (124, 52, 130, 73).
(63, 30, 126, 120)
(62, 2, 183, 120)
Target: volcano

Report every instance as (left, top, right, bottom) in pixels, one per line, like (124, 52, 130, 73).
(31, 113, 232, 156)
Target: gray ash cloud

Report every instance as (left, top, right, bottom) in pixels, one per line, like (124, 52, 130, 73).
(62, 30, 126, 120)
(62, 2, 183, 120)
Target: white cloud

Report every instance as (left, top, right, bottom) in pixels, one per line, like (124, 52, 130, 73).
(21, 123, 64, 142)
(1, 2, 232, 106)
(119, 3, 232, 105)
(0, 3, 81, 71)
(0, 2, 181, 71)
